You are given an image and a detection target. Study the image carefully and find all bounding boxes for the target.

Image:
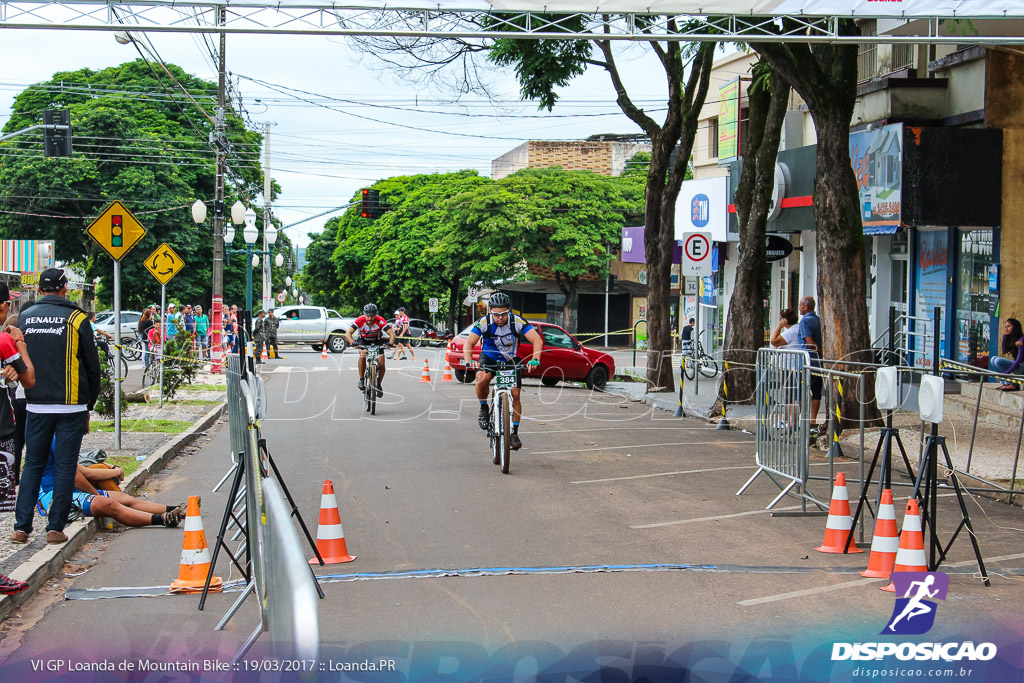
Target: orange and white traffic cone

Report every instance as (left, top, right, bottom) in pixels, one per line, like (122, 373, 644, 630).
(860, 488, 900, 578)
(170, 496, 222, 593)
(442, 364, 454, 382)
(419, 359, 432, 383)
(814, 472, 864, 553)
(882, 498, 927, 592)
(261, 345, 268, 361)
(309, 480, 356, 565)
(321, 345, 329, 360)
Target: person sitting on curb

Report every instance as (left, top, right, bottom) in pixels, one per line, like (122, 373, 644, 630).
(35, 444, 190, 528)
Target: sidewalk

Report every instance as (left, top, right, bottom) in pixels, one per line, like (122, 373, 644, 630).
(604, 377, 757, 425)
(0, 366, 228, 622)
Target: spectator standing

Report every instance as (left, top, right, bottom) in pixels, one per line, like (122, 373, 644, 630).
(391, 307, 416, 361)
(138, 308, 155, 368)
(164, 303, 181, 340)
(770, 309, 801, 349)
(183, 305, 196, 345)
(681, 318, 695, 355)
(0, 289, 35, 510)
(265, 309, 281, 360)
(797, 296, 824, 434)
(12, 268, 101, 545)
(990, 318, 1024, 390)
(194, 306, 210, 360)
(253, 310, 267, 364)
(4, 314, 28, 486)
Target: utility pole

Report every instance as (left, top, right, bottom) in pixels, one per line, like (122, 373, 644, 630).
(263, 122, 274, 311)
(210, 5, 227, 374)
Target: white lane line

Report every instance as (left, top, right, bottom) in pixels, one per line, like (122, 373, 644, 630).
(737, 552, 1024, 608)
(630, 505, 804, 529)
(573, 464, 756, 484)
(530, 440, 751, 456)
(531, 426, 753, 435)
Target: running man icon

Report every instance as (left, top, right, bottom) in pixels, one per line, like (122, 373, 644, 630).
(882, 571, 949, 636)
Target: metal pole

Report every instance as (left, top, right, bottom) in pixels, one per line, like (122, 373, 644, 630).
(113, 260, 121, 450)
(694, 294, 700, 396)
(210, 6, 227, 375)
(159, 284, 166, 408)
(262, 122, 272, 312)
(245, 246, 253, 313)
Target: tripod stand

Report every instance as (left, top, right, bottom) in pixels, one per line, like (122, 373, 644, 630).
(911, 423, 989, 584)
(844, 408, 917, 553)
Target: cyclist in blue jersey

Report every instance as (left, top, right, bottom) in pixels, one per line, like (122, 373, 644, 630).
(463, 292, 543, 451)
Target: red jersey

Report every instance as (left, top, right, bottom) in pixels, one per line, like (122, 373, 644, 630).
(352, 315, 392, 341)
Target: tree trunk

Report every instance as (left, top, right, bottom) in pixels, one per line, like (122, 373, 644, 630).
(556, 274, 579, 332)
(717, 66, 790, 409)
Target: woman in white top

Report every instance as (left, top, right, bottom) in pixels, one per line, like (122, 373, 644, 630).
(770, 308, 801, 349)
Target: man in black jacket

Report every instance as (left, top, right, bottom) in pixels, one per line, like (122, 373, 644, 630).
(11, 268, 101, 545)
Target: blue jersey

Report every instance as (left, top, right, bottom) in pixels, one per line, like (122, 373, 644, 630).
(472, 314, 535, 362)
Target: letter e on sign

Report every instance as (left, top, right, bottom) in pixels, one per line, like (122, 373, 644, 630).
(682, 232, 712, 276)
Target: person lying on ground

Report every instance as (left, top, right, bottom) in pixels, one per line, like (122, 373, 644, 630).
(36, 451, 190, 528)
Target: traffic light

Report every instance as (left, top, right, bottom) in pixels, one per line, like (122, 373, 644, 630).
(43, 109, 72, 158)
(360, 189, 381, 219)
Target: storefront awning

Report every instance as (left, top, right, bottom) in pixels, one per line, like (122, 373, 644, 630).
(864, 225, 899, 236)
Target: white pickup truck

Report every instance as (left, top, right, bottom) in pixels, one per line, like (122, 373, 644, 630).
(274, 305, 356, 353)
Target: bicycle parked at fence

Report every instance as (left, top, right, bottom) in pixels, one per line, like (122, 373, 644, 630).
(683, 330, 719, 380)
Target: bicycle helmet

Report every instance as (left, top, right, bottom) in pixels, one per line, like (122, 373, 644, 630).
(363, 303, 379, 318)
(487, 292, 511, 310)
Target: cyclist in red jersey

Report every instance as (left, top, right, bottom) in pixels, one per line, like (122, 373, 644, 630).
(345, 304, 396, 397)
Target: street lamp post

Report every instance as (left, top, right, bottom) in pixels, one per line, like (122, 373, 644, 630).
(223, 202, 282, 313)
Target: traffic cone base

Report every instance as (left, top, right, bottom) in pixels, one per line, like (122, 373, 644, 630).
(882, 498, 927, 592)
(442, 364, 454, 382)
(861, 488, 899, 578)
(309, 480, 356, 565)
(171, 496, 222, 593)
(815, 472, 864, 554)
(419, 359, 432, 383)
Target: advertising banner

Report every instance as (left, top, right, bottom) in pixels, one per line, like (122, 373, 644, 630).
(621, 226, 682, 264)
(718, 78, 741, 162)
(850, 123, 903, 234)
(914, 229, 947, 369)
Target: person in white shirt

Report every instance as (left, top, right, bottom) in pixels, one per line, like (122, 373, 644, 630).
(770, 308, 800, 350)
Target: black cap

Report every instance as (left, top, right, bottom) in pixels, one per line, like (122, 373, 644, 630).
(0, 282, 18, 303)
(39, 267, 68, 292)
(398, 307, 406, 312)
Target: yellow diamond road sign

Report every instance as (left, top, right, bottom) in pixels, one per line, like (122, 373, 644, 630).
(144, 243, 185, 285)
(86, 201, 146, 261)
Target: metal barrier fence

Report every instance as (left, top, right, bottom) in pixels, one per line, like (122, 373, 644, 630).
(262, 478, 320, 661)
(737, 348, 824, 513)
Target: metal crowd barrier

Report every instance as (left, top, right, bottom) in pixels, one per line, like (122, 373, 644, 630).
(262, 478, 320, 661)
(737, 347, 826, 513)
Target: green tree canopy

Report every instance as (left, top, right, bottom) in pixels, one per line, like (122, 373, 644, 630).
(0, 60, 271, 309)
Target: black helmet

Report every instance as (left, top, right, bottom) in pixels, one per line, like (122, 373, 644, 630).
(363, 303, 378, 318)
(487, 292, 511, 310)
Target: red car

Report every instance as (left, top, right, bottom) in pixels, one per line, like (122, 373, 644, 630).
(445, 321, 615, 390)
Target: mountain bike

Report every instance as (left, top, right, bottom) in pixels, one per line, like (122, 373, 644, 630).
(683, 330, 719, 380)
(485, 360, 518, 474)
(120, 335, 143, 361)
(359, 343, 390, 415)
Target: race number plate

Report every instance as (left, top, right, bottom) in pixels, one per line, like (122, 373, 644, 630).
(496, 369, 517, 389)
(366, 346, 380, 362)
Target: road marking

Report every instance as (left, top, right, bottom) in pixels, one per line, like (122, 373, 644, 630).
(530, 440, 750, 456)
(737, 554, 1024, 607)
(532, 426, 752, 435)
(573, 464, 756, 484)
(630, 505, 804, 529)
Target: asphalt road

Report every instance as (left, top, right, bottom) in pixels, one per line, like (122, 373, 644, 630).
(3, 346, 1022, 679)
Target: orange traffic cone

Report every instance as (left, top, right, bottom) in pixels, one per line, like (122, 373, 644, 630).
(882, 498, 927, 592)
(442, 364, 454, 382)
(309, 480, 356, 565)
(814, 472, 864, 553)
(419, 359, 432, 383)
(321, 345, 329, 360)
(860, 488, 899, 578)
(170, 496, 222, 593)
(261, 345, 268, 361)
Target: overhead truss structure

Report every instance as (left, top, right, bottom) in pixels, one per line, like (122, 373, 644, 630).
(2, 2, 1024, 44)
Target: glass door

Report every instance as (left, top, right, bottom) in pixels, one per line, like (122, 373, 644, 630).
(957, 229, 993, 365)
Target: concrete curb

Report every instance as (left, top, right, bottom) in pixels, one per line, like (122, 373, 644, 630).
(0, 400, 227, 623)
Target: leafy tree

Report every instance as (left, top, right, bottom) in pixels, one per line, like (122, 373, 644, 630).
(0, 60, 265, 310)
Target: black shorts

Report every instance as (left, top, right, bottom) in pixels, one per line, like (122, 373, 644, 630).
(809, 363, 823, 400)
(478, 356, 523, 388)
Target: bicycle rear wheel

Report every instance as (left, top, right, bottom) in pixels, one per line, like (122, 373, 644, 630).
(498, 393, 511, 474)
(699, 357, 719, 378)
(683, 356, 696, 381)
(121, 338, 142, 361)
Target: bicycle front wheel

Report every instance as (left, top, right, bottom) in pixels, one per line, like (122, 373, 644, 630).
(498, 393, 511, 474)
(122, 338, 142, 361)
(683, 356, 696, 381)
(366, 364, 376, 414)
(699, 357, 719, 378)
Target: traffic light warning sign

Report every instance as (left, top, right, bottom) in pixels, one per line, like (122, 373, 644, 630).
(86, 201, 146, 261)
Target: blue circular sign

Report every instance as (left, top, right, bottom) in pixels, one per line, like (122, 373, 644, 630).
(691, 194, 710, 228)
